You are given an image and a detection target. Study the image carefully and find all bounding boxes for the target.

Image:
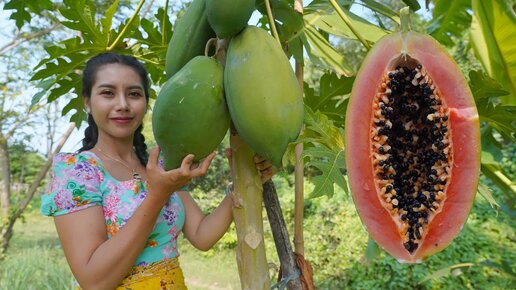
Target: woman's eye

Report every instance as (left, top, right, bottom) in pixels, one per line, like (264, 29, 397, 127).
(101, 90, 114, 96)
(129, 91, 142, 97)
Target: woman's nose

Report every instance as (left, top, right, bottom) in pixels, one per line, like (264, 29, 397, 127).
(115, 94, 129, 111)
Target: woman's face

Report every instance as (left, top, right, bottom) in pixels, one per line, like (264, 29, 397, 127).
(85, 63, 147, 141)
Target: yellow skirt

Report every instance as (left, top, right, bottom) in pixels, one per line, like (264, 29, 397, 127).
(116, 258, 187, 290)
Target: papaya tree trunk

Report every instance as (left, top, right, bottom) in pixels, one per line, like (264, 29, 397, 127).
(229, 127, 270, 289)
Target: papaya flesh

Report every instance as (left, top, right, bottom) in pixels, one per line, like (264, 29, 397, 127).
(206, 0, 256, 39)
(345, 31, 480, 263)
(165, 0, 215, 79)
(152, 56, 229, 170)
(224, 26, 304, 167)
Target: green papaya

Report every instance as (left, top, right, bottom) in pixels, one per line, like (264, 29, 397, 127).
(224, 26, 304, 167)
(153, 56, 229, 170)
(165, 0, 215, 79)
(206, 0, 256, 39)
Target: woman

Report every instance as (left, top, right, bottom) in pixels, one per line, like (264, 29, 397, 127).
(41, 52, 276, 289)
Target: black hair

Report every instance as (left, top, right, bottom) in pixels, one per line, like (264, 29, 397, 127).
(78, 52, 150, 166)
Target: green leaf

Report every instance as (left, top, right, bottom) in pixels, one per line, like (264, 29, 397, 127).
(481, 164, 516, 199)
(363, 236, 380, 264)
(303, 147, 346, 198)
(101, 0, 120, 36)
(357, 0, 400, 23)
(304, 73, 354, 126)
(476, 99, 516, 141)
(469, 70, 510, 101)
(479, 259, 516, 279)
(428, 0, 472, 46)
(303, 106, 345, 150)
(471, 0, 516, 105)
(304, 8, 389, 42)
(302, 25, 354, 76)
(477, 183, 500, 209)
(256, 0, 304, 43)
(480, 126, 504, 165)
(4, 0, 53, 29)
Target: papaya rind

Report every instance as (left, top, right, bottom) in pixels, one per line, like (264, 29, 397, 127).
(345, 31, 480, 263)
(153, 56, 229, 170)
(206, 0, 256, 39)
(224, 26, 304, 167)
(165, 0, 215, 79)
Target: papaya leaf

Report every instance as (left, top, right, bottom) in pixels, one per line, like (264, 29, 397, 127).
(101, 0, 120, 37)
(255, 0, 304, 42)
(480, 126, 504, 165)
(469, 70, 510, 102)
(427, 0, 472, 46)
(302, 25, 354, 76)
(304, 0, 351, 14)
(481, 163, 516, 202)
(357, 0, 400, 23)
(475, 99, 516, 141)
(4, 0, 53, 29)
(304, 73, 354, 126)
(303, 147, 346, 198)
(303, 106, 345, 150)
(304, 8, 389, 42)
(477, 183, 500, 209)
(471, 0, 516, 105)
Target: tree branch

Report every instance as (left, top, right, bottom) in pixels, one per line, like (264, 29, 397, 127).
(0, 23, 61, 56)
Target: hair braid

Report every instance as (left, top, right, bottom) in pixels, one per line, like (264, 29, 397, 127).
(79, 113, 99, 152)
(133, 125, 148, 166)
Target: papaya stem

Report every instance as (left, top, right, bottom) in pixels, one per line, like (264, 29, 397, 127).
(264, 0, 281, 45)
(204, 38, 218, 57)
(162, 0, 169, 45)
(400, 7, 411, 33)
(107, 0, 146, 51)
(329, 0, 371, 51)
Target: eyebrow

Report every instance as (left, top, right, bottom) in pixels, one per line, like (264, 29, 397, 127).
(96, 84, 144, 90)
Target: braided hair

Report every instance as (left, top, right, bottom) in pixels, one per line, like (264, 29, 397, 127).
(79, 52, 150, 166)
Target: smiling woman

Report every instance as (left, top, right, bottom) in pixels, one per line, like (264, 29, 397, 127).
(39, 52, 277, 289)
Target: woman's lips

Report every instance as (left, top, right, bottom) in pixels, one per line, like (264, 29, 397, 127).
(110, 117, 133, 124)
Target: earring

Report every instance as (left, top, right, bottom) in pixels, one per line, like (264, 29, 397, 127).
(86, 108, 91, 114)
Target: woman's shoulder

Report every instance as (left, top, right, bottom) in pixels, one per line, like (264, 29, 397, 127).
(52, 151, 103, 169)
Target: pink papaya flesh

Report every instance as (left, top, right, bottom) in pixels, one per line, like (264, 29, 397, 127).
(345, 31, 480, 263)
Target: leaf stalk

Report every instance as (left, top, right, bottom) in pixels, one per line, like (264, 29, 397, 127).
(107, 0, 146, 51)
(329, 0, 371, 50)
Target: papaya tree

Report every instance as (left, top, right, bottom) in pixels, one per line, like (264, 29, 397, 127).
(7, 0, 515, 286)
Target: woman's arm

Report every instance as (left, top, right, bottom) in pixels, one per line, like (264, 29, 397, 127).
(54, 148, 215, 289)
(181, 152, 276, 251)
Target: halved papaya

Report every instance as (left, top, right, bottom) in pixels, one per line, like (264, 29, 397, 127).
(345, 29, 480, 263)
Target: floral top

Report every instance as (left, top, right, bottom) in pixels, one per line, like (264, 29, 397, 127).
(40, 151, 185, 266)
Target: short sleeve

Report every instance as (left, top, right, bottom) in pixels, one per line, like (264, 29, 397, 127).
(41, 152, 104, 217)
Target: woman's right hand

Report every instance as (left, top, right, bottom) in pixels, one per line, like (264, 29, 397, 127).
(146, 147, 216, 200)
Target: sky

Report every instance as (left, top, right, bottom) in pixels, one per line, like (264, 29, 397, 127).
(0, 0, 432, 155)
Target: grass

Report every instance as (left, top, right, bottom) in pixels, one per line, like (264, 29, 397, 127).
(0, 209, 241, 290)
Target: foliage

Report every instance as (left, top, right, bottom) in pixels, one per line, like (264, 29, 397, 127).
(7, 143, 46, 185)
(470, 0, 516, 105)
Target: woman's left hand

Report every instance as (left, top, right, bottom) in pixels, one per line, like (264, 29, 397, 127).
(225, 149, 277, 183)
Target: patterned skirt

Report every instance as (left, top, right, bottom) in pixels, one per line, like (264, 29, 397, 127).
(116, 258, 187, 290)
